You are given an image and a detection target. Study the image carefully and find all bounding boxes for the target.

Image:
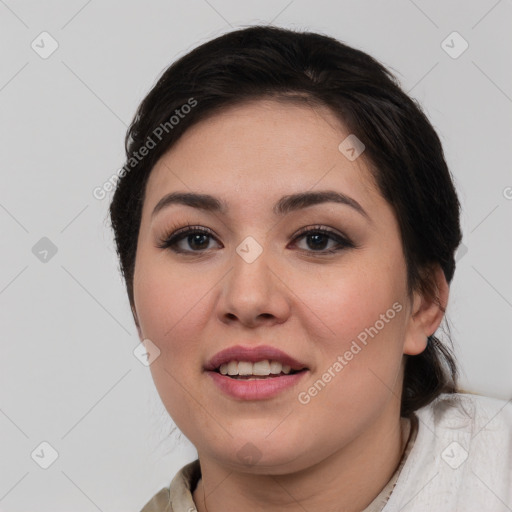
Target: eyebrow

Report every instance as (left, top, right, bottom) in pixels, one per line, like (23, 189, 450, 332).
(151, 190, 371, 222)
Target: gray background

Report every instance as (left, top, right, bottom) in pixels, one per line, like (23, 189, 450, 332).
(1, 1, 511, 510)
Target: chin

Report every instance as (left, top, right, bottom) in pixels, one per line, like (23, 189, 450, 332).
(208, 435, 311, 474)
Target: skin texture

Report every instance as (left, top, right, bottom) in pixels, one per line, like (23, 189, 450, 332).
(132, 99, 449, 512)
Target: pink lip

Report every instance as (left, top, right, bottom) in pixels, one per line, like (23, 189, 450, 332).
(206, 370, 309, 400)
(204, 344, 308, 372)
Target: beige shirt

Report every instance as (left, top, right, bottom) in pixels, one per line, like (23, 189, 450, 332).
(140, 414, 419, 512)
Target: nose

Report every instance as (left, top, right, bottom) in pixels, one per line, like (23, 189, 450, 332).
(216, 242, 291, 328)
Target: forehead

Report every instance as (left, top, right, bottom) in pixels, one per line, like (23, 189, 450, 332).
(142, 99, 381, 217)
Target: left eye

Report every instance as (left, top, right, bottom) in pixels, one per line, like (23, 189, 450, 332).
(157, 225, 353, 255)
(292, 227, 352, 253)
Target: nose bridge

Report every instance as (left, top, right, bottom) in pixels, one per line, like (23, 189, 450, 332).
(230, 234, 272, 299)
(218, 233, 289, 325)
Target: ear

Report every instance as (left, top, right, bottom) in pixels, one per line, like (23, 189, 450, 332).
(403, 265, 449, 356)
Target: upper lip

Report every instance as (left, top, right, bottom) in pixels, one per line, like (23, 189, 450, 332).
(204, 344, 308, 372)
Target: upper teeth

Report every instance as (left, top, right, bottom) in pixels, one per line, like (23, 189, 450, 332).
(218, 360, 292, 376)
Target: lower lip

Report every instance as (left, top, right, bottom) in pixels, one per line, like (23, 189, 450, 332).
(206, 370, 308, 400)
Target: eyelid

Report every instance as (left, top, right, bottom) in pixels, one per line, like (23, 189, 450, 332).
(289, 225, 354, 253)
(155, 223, 221, 250)
(291, 224, 349, 240)
(156, 223, 354, 254)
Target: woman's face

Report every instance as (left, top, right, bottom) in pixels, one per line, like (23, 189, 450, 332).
(132, 99, 431, 473)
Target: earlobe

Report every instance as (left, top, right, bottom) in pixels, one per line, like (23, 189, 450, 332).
(403, 265, 449, 356)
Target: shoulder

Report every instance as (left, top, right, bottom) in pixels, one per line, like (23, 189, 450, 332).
(384, 392, 512, 511)
(139, 459, 201, 512)
(418, 391, 512, 468)
(139, 487, 171, 512)
(419, 390, 512, 434)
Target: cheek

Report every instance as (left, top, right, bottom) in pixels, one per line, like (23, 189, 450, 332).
(133, 259, 214, 418)
(134, 261, 209, 424)
(292, 258, 405, 347)
(291, 258, 406, 404)
(134, 255, 211, 343)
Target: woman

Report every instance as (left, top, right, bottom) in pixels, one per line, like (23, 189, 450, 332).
(109, 25, 512, 512)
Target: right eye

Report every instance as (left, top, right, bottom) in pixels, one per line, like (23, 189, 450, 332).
(156, 225, 222, 254)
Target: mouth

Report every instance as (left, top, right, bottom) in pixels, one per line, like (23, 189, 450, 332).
(203, 344, 309, 399)
(212, 364, 308, 380)
(206, 361, 309, 400)
(204, 344, 309, 374)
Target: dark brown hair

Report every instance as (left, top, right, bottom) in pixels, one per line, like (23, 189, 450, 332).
(109, 25, 462, 417)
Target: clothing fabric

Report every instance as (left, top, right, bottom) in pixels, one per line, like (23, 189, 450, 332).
(139, 392, 512, 511)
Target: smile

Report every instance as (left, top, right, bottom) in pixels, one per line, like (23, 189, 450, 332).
(206, 367, 309, 400)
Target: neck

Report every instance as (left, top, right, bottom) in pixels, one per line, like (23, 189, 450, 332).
(193, 409, 412, 512)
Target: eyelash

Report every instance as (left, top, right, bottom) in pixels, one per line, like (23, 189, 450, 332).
(156, 223, 354, 255)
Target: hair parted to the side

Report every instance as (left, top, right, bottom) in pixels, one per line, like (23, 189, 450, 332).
(109, 25, 463, 418)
